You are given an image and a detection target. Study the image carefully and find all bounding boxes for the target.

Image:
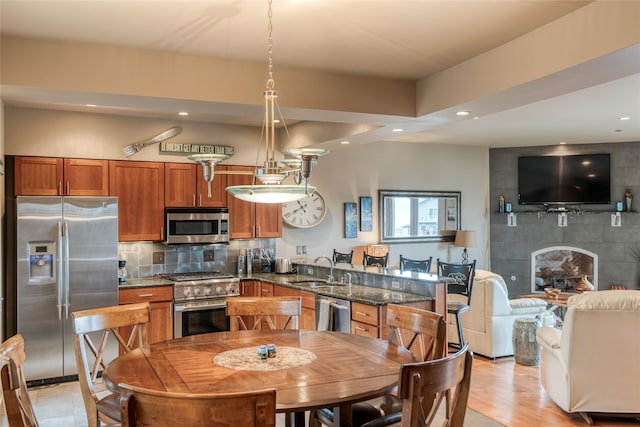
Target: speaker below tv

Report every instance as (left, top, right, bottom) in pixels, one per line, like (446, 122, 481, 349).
(518, 153, 611, 206)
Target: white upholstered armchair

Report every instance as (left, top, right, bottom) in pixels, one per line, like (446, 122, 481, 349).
(536, 290, 640, 425)
(447, 269, 547, 358)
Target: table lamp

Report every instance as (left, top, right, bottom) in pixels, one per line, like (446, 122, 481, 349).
(454, 230, 476, 264)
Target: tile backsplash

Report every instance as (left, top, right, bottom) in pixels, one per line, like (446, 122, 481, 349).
(118, 239, 276, 280)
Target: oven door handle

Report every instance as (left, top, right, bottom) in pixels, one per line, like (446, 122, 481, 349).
(174, 301, 227, 312)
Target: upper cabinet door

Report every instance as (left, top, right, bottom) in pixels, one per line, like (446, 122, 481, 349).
(15, 157, 108, 196)
(63, 158, 109, 196)
(197, 164, 227, 207)
(227, 166, 255, 239)
(109, 160, 165, 241)
(255, 202, 282, 238)
(14, 156, 63, 196)
(165, 162, 197, 207)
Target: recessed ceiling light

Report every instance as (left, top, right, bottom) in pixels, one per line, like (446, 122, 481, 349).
(273, 119, 281, 123)
(560, 141, 567, 145)
(620, 117, 631, 121)
(456, 111, 470, 116)
(392, 128, 403, 132)
(340, 141, 350, 145)
(473, 116, 479, 120)
(178, 112, 189, 116)
(86, 104, 96, 107)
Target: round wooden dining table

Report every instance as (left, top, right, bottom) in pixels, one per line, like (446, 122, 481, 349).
(103, 329, 416, 427)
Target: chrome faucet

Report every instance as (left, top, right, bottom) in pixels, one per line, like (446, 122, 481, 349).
(314, 256, 334, 283)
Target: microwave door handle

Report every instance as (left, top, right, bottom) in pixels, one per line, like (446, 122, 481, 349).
(57, 222, 64, 320)
(64, 221, 70, 319)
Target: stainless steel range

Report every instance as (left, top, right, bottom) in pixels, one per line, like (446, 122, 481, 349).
(162, 272, 240, 338)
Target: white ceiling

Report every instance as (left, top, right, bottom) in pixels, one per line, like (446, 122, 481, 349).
(1, 0, 639, 148)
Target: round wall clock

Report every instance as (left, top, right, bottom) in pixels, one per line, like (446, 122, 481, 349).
(282, 191, 327, 228)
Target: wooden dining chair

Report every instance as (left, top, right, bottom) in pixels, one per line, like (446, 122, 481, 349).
(227, 296, 302, 330)
(119, 383, 276, 427)
(363, 252, 389, 268)
(360, 344, 473, 427)
(71, 302, 151, 427)
(437, 259, 476, 348)
(399, 255, 433, 273)
(311, 305, 446, 427)
(0, 334, 39, 427)
(333, 249, 354, 264)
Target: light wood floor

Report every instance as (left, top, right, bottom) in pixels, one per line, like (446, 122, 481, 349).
(468, 354, 639, 427)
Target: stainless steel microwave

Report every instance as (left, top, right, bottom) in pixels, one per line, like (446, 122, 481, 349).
(165, 208, 229, 244)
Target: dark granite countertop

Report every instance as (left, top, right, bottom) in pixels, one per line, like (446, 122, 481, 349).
(242, 272, 433, 306)
(119, 273, 434, 306)
(118, 277, 173, 289)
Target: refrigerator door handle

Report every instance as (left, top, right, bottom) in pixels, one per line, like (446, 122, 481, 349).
(57, 221, 64, 320)
(64, 221, 70, 319)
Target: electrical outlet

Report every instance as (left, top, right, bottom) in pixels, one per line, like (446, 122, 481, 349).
(391, 281, 401, 289)
(302, 245, 307, 254)
(306, 267, 314, 275)
(203, 250, 215, 262)
(152, 251, 165, 265)
(296, 245, 302, 255)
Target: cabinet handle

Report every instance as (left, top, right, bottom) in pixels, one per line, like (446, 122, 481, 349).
(354, 326, 368, 332)
(355, 311, 369, 317)
(193, 194, 196, 206)
(138, 294, 153, 298)
(66, 181, 70, 195)
(58, 181, 63, 195)
(199, 194, 203, 206)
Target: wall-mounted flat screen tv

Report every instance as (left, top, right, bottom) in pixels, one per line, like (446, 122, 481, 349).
(518, 153, 611, 205)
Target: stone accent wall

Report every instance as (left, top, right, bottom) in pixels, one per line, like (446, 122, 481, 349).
(490, 141, 640, 296)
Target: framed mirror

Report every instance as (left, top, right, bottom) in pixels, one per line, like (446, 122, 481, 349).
(379, 190, 461, 243)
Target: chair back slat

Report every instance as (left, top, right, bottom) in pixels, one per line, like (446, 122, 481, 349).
(399, 255, 433, 273)
(0, 334, 40, 427)
(387, 305, 446, 362)
(227, 297, 302, 331)
(363, 252, 389, 268)
(398, 344, 473, 427)
(437, 260, 477, 302)
(333, 249, 354, 264)
(119, 383, 276, 427)
(72, 302, 151, 427)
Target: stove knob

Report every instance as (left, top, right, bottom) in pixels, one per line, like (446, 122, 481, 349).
(204, 288, 212, 296)
(193, 288, 201, 296)
(183, 288, 191, 298)
(215, 286, 224, 295)
(225, 286, 234, 294)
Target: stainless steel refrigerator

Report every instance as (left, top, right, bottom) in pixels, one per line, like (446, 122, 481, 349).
(15, 196, 118, 381)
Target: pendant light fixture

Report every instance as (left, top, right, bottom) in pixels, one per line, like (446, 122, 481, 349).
(225, 0, 329, 204)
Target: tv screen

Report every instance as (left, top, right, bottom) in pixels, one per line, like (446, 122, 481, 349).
(518, 154, 611, 205)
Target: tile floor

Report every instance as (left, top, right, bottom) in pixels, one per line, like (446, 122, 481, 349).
(1, 380, 293, 427)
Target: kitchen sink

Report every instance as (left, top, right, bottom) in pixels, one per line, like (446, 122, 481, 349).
(291, 280, 334, 289)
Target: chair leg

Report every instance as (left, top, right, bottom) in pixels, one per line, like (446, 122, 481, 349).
(449, 313, 465, 350)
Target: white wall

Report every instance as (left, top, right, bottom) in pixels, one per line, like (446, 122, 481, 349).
(4, 106, 491, 271)
(277, 142, 490, 269)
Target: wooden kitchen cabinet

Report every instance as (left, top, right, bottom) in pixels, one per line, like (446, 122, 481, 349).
(119, 286, 173, 345)
(165, 162, 227, 207)
(351, 301, 381, 338)
(109, 160, 165, 241)
(14, 156, 108, 196)
(227, 165, 282, 239)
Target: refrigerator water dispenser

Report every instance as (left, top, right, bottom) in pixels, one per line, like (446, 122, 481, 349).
(28, 242, 55, 284)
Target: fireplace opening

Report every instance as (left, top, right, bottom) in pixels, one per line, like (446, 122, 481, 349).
(531, 246, 598, 293)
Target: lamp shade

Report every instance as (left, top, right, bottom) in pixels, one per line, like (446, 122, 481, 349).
(454, 230, 477, 248)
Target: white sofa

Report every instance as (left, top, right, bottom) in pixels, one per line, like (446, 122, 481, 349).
(536, 290, 640, 425)
(446, 269, 548, 358)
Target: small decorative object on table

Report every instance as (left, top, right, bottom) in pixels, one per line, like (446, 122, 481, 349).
(257, 345, 268, 360)
(267, 343, 277, 358)
(625, 188, 633, 212)
(574, 275, 594, 293)
(498, 195, 505, 213)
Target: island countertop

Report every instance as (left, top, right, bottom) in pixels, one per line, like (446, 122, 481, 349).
(240, 272, 434, 306)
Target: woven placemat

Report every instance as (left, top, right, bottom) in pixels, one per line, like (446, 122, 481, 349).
(213, 346, 317, 371)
